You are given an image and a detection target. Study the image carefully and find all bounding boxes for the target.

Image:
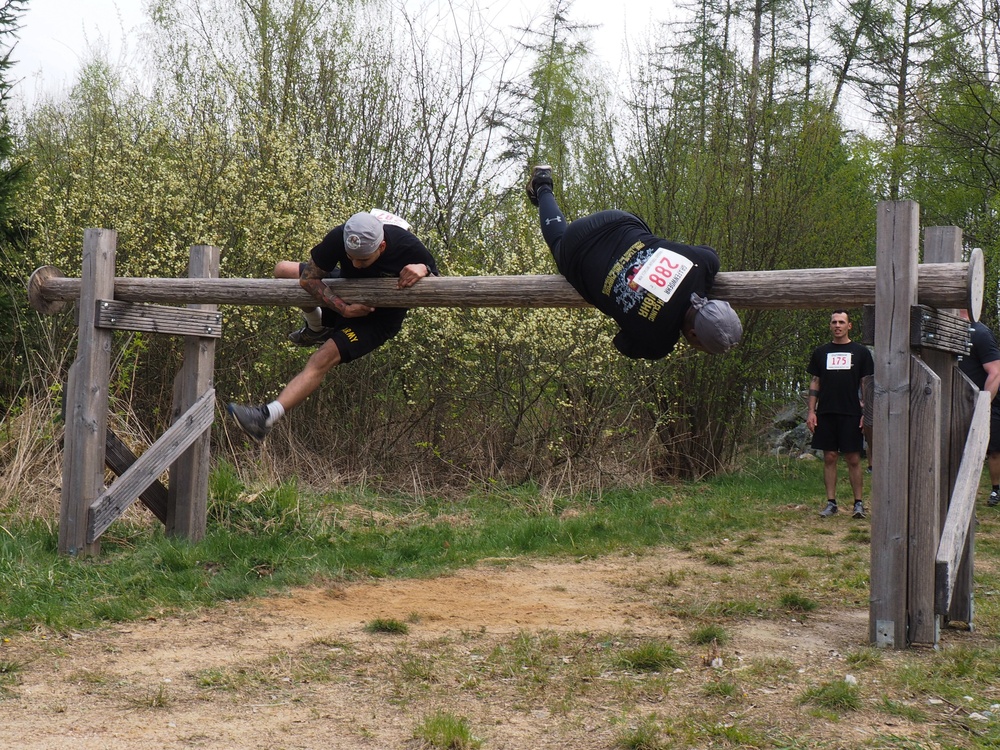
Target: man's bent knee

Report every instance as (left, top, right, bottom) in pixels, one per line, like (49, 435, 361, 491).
(274, 260, 301, 279)
(306, 339, 343, 374)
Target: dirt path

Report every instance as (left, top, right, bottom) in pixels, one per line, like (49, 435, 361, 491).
(0, 546, 953, 749)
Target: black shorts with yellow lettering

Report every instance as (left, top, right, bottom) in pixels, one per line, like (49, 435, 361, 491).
(811, 412, 864, 454)
(299, 262, 406, 364)
(314, 310, 404, 364)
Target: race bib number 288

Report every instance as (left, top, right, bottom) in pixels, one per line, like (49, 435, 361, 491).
(632, 248, 694, 303)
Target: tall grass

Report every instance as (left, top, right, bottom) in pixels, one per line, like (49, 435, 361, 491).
(0, 454, 825, 634)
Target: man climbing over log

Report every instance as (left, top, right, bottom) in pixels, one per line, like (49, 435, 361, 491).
(227, 211, 438, 442)
(525, 165, 742, 359)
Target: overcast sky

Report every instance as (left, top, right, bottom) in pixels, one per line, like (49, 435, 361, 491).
(9, 0, 665, 102)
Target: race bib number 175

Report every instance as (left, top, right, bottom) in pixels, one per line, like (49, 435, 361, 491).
(826, 352, 853, 370)
(632, 248, 694, 303)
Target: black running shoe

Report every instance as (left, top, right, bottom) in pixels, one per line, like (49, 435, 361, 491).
(525, 164, 553, 206)
(226, 403, 272, 442)
(288, 325, 332, 346)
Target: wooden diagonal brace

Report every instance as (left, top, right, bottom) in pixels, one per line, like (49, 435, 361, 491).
(87, 389, 215, 542)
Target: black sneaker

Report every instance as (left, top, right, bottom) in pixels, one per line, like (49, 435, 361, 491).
(819, 501, 838, 517)
(989, 490, 999, 507)
(226, 403, 272, 442)
(288, 325, 332, 346)
(852, 501, 866, 519)
(525, 164, 553, 206)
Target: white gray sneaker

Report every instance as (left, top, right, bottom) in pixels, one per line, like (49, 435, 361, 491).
(819, 501, 838, 517)
(226, 403, 272, 442)
(852, 501, 866, 519)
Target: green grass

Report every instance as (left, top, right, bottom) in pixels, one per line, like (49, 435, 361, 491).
(779, 591, 819, 613)
(0, 455, 823, 634)
(689, 624, 729, 646)
(798, 678, 863, 711)
(614, 715, 667, 750)
(412, 710, 481, 749)
(702, 677, 741, 700)
(0, 658, 23, 696)
(615, 641, 683, 672)
(365, 617, 410, 635)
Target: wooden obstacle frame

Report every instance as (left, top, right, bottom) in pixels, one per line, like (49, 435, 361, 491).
(28, 201, 988, 649)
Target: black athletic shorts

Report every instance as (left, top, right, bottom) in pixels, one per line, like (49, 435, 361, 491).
(811, 413, 864, 454)
(299, 263, 403, 364)
(990, 401, 1000, 454)
(311, 312, 398, 364)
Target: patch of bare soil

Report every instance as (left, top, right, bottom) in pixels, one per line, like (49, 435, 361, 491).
(0, 538, 980, 749)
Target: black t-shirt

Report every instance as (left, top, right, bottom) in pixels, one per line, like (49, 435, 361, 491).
(958, 321, 1000, 391)
(807, 341, 874, 416)
(558, 213, 720, 359)
(309, 223, 438, 328)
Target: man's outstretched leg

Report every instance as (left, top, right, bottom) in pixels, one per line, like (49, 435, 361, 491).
(228, 339, 343, 442)
(526, 165, 567, 261)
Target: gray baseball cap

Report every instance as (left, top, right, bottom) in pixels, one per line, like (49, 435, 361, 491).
(690, 293, 743, 354)
(344, 212, 385, 258)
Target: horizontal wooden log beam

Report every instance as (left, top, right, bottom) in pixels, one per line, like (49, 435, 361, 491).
(29, 250, 984, 319)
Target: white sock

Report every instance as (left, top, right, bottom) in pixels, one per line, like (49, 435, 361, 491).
(265, 401, 285, 427)
(302, 307, 323, 331)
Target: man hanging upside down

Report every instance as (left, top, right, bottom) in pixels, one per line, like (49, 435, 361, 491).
(525, 165, 742, 359)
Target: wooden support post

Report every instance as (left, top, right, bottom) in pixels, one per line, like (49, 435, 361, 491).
(58, 229, 117, 557)
(871, 201, 919, 648)
(923, 227, 975, 627)
(911, 228, 956, 643)
(166, 246, 220, 541)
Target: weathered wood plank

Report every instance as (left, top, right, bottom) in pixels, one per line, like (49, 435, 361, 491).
(935, 390, 990, 614)
(94, 299, 223, 338)
(907, 356, 941, 645)
(920, 227, 958, 640)
(166, 246, 219, 542)
(58, 230, 117, 557)
(870, 201, 919, 649)
(104, 429, 168, 523)
(29, 261, 984, 313)
(87, 389, 215, 542)
(924, 226, 974, 627)
(948, 372, 978, 626)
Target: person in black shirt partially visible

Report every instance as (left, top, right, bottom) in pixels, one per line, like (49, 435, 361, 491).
(525, 166, 742, 360)
(957, 310, 1000, 506)
(806, 310, 875, 519)
(227, 212, 438, 442)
